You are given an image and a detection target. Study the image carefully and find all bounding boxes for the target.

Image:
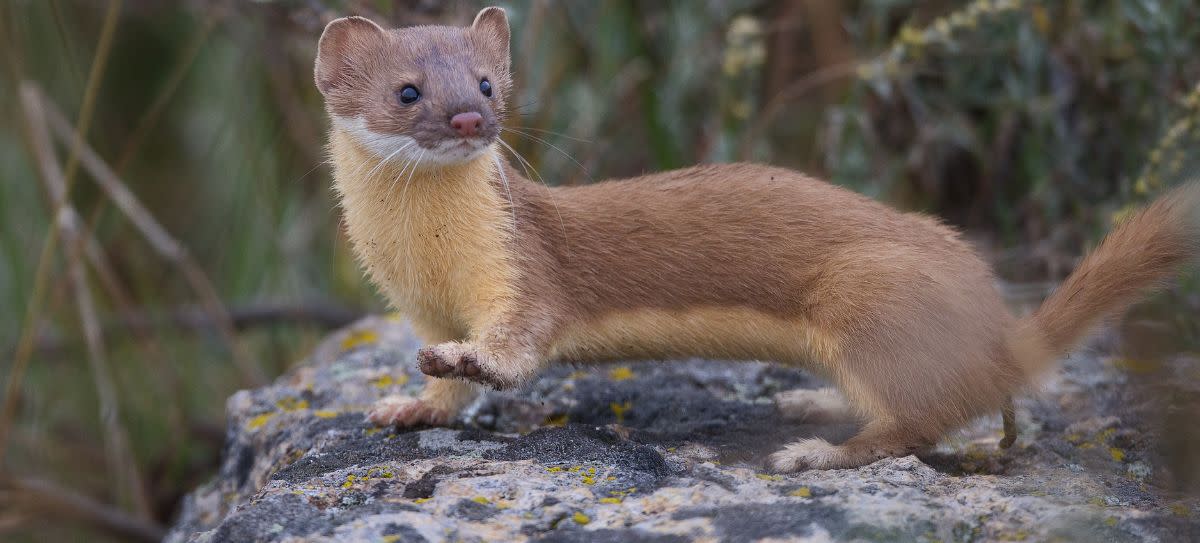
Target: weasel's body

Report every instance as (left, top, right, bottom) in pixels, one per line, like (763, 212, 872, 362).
(316, 9, 1200, 470)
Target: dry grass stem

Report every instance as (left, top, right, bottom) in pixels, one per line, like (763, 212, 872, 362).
(40, 91, 268, 386)
(18, 83, 153, 519)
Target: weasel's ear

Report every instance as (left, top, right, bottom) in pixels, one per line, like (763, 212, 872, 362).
(471, 7, 510, 68)
(314, 16, 385, 96)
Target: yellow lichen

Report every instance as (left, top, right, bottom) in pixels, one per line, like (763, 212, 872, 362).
(790, 487, 812, 498)
(472, 496, 491, 505)
(340, 330, 379, 351)
(1105, 517, 1119, 527)
(756, 474, 782, 482)
(599, 497, 622, 504)
(609, 487, 638, 498)
(582, 476, 596, 485)
(370, 374, 409, 388)
(1109, 447, 1126, 462)
(342, 474, 357, 489)
(414, 497, 431, 504)
(246, 412, 275, 430)
(610, 401, 632, 424)
(546, 466, 564, 473)
(276, 397, 309, 411)
(382, 536, 401, 543)
(313, 410, 339, 419)
(608, 366, 635, 381)
(572, 512, 590, 525)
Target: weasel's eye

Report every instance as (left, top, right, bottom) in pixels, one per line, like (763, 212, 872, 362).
(479, 78, 492, 98)
(397, 86, 420, 105)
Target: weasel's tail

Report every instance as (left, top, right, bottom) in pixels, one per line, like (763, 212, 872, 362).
(1011, 183, 1200, 379)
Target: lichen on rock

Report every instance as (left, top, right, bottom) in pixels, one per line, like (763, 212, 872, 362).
(167, 316, 1200, 542)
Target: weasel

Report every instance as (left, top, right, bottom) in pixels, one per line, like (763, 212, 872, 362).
(314, 8, 1200, 471)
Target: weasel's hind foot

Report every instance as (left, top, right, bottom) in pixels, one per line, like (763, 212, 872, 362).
(767, 436, 920, 472)
(366, 395, 450, 428)
(768, 438, 848, 472)
(774, 387, 857, 424)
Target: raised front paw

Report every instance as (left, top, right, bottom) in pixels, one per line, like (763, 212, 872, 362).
(416, 342, 512, 389)
(366, 395, 450, 428)
(417, 342, 484, 379)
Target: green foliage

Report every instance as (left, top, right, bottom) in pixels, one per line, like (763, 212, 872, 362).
(823, 0, 1200, 241)
(0, 1, 1198, 539)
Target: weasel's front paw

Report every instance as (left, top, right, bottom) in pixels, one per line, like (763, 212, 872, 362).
(417, 343, 484, 379)
(366, 395, 450, 428)
(416, 342, 510, 389)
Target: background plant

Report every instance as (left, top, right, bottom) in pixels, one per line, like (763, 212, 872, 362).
(0, 1, 1198, 540)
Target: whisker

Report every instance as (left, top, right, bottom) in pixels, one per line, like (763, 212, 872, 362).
(501, 127, 593, 182)
(291, 159, 334, 185)
(386, 154, 416, 196)
(507, 126, 591, 143)
(493, 153, 518, 227)
(398, 148, 425, 213)
(498, 138, 569, 252)
(362, 141, 414, 182)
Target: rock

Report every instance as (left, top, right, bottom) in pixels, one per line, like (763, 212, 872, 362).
(167, 316, 1200, 542)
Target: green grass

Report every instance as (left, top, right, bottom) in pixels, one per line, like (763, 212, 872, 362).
(0, 1, 1198, 540)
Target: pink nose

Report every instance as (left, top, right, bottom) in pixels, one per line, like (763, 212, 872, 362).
(450, 111, 483, 137)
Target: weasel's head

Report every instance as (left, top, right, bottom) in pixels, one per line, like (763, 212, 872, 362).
(315, 8, 511, 167)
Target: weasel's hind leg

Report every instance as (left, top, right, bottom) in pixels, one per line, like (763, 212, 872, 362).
(767, 419, 930, 472)
(774, 387, 859, 424)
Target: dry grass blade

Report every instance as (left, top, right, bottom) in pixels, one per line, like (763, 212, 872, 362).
(114, 12, 218, 172)
(18, 83, 152, 519)
(0, 0, 123, 464)
(39, 91, 268, 386)
(79, 232, 189, 451)
(1, 476, 164, 543)
(58, 0, 122, 188)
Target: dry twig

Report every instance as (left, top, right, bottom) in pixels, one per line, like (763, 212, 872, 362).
(0, 476, 165, 543)
(19, 83, 153, 519)
(0, 0, 123, 465)
(39, 90, 268, 386)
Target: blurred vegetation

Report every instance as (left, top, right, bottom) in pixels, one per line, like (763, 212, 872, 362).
(1, 0, 1199, 540)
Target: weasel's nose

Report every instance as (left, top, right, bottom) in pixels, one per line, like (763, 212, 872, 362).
(450, 112, 483, 137)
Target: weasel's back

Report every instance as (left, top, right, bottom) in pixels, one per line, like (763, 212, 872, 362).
(527, 162, 993, 320)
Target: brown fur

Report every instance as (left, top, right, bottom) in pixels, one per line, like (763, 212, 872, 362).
(315, 8, 1200, 470)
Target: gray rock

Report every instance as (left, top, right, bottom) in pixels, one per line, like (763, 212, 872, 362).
(167, 316, 1200, 542)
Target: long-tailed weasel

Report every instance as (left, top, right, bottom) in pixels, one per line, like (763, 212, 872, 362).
(314, 8, 1199, 471)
